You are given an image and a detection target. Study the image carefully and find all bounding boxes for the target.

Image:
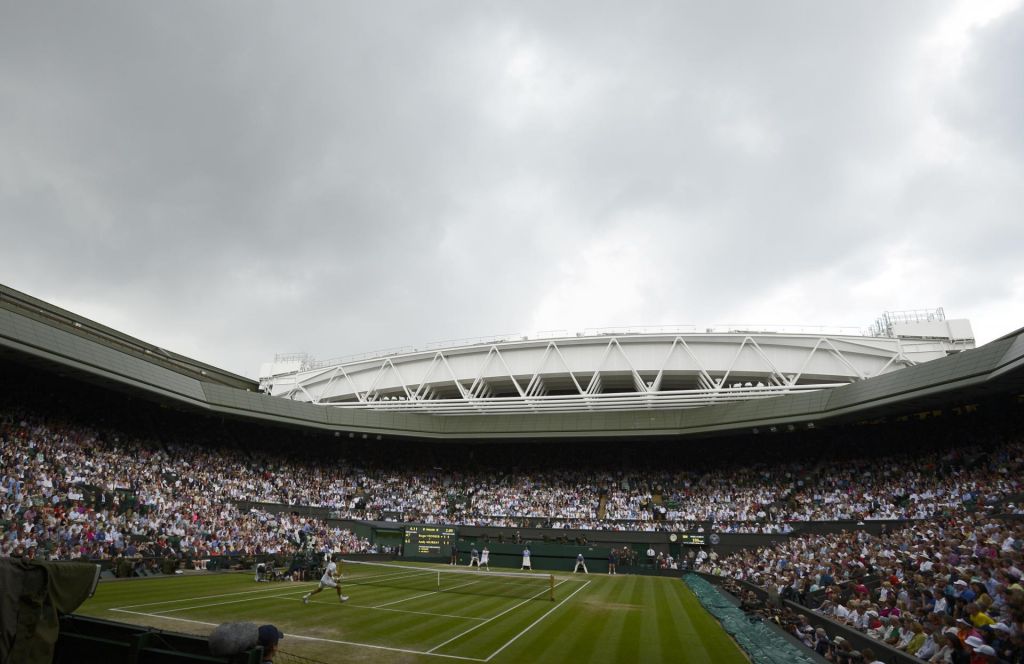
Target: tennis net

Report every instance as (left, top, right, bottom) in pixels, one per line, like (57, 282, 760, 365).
(339, 559, 556, 601)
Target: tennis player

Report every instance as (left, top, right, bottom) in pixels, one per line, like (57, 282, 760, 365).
(303, 553, 348, 604)
(521, 546, 532, 570)
(480, 546, 490, 571)
(468, 547, 481, 568)
(574, 553, 588, 574)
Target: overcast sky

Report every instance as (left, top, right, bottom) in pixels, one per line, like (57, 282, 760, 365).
(2, 1, 1022, 378)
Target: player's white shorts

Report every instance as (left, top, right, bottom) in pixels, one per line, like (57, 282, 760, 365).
(481, 555, 489, 564)
(319, 576, 338, 589)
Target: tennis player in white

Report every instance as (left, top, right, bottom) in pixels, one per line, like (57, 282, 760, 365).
(521, 547, 532, 570)
(480, 546, 490, 571)
(303, 553, 348, 603)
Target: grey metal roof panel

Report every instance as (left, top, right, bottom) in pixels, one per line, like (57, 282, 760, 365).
(825, 338, 1014, 412)
(0, 283, 256, 390)
(996, 333, 1024, 376)
(2, 291, 1023, 439)
(198, 382, 444, 435)
(0, 308, 208, 403)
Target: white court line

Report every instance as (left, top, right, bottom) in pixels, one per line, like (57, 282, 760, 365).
(120, 578, 487, 623)
(341, 561, 474, 585)
(346, 568, 433, 584)
(114, 582, 317, 610)
(343, 568, 454, 598)
(484, 580, 591, 661)
(115, 569, 427, 613)
(426, 579, 569, 654)
(108, 608, 486, 662)
(150, 589, 309, 614)
(374, 590, 441, 608)
(373, 578, 483, 609)
(359, 605, 487, 622)
(275, 595, 487, 621)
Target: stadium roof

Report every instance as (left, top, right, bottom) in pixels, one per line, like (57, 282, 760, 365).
(257, 319, 973, 415)
(1, 282, 1022, 440)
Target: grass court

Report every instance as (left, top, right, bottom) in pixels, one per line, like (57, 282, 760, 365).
(76, 562, 747, 663)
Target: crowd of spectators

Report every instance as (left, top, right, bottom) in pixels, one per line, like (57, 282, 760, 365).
(3, 404, 1023, 561)
(703, 517, 1024, 662)
(4, 388, 1024, 658)
(0, 411, 374, 563)
(335, 438, 1020, 531)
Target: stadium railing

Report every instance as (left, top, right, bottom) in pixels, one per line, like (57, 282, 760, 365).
(783, 598, 924, 664)
(90, 552, 399, 581)
(683, 574, 824, 664)
(691, 572, 920, 664)
(55, 615, 261, 664)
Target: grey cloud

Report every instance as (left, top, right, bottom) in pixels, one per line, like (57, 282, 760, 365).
(1, 1, 1019, 377)
(945, 7, 1024, 155)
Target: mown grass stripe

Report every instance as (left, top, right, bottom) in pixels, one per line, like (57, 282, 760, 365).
(228, 588, 460, 649)
(115, 581, 316, 610)
(431, 592, 512, 622)
(80, 570, 749, 662)
(677, 581, 748, 663)
(638, 577, 665, 663)
(606, 575, 641, 663)
(653, 578, 688, 655)
(541, 574, 627, 663)
(498, 578, 608, 663)
(483, 580, 591, 661)
(419, 578, 583, 659)
(427, 579, 569, 654)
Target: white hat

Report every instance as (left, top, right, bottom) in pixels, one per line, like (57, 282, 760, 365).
(974, 644, 995, 655)
(992, 623, 1011, 633)
(965, 636, 985, 648)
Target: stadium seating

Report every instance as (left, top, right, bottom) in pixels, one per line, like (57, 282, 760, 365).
(2, 394, 1022, 661)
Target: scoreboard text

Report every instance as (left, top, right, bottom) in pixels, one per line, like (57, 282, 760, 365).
(677, 534, 707, 546)
(403, 525, 457, 557)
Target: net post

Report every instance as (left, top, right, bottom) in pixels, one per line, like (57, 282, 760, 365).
(549, 574, 555, 601)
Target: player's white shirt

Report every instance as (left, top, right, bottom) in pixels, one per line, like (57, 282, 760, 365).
(481, 549, 490, 563)
(321, 561, 339, 587)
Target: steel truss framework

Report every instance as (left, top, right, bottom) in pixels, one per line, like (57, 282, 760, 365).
(261, 332, 970, 416)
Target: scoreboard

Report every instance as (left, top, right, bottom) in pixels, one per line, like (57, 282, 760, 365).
(403, 525, 457, 558)
(672, 533, 707, 546)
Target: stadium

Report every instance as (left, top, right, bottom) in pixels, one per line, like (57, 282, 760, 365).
(2, 281, 1023, 664)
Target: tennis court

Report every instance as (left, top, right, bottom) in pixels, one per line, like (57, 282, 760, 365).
(77, 561, 748, 663)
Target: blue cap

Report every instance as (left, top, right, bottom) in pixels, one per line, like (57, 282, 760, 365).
(258, 624, 284, 646)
